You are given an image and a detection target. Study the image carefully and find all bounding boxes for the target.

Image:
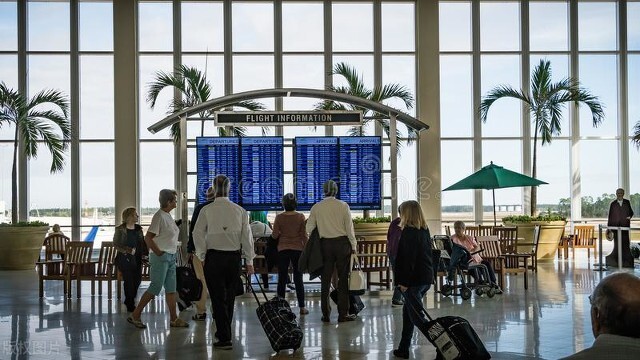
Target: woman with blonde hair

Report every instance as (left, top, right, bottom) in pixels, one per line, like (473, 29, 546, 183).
(393, 200, 433, 359)
(113, 207, 146, 312)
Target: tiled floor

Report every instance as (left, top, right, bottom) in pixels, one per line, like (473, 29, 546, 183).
(0, 250, 637, 359)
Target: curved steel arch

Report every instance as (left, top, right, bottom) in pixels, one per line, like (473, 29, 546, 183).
(147, 87, 428, 134)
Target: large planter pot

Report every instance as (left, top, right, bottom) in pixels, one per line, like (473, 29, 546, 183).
(353, 222, 390, 240)
(504, 221, 566, 261)
(0, 226, 49, 270)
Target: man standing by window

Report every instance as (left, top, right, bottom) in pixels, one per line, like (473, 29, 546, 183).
(606, 188, 634, 268)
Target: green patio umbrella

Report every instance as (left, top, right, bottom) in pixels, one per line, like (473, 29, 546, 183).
(443, 162, 548, 225)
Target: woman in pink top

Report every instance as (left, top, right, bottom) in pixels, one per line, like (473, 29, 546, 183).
(451, 221, 502, 293)
(272, 193, 309, 314)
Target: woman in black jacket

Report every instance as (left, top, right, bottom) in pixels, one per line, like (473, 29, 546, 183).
(393, 200, 433, 359)
(113, 207, 146, 312)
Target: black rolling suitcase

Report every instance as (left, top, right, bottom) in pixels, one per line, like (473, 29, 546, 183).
(248, 274, 303, 352)
(409, 300, 491, 360)
(175, 256, 203, 311)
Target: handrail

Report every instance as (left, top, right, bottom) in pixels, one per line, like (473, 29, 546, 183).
(597, 225, 640, 272)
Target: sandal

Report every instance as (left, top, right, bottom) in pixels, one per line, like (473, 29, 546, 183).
(170, 318, 189, 328)
(127, 316, 146, 329)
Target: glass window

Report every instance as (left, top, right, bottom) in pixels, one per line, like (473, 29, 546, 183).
(80, 55, 114, 139)
(629, 55, 640, 135)
(139, 55, 174, 140)
(79, 1, 113, 51)
(480, 2, 520, 52)
(282, 2, 323, 52)
(28, 1, 69, 51)
(232, 2, 274, 52)
(0, 2, 17, 51)
(439, 1, 471, 52)
(578, 55, 617, 137)
(630, 2, 640, 50)
(481, 140, 522, 219)
(80, 143, 114, 225)
(396, 141, 417, 205)
(0, 144, 12, 220)
(139, 2, 173, 52)
(480, 55, 521, 137)
(0, 55, 18, 140)
(140, 142, 175, 216)
(29, 144, 71, 224)
(28, 55, 70, 138)
(381, 2, 415, 52)
(534, 140, 570, 209)
(181, 2, 224, 52)
(382, 55, 416, 117)
(332, 55, 374, 89)
(578, 2, 617, 51)
(440, 55, 472, 138)
(233, 55, 275, 111)
(580, 140, 617, 218)
(529, 1, 568, 51)
(529, 54, 570, 137)
(282, 55, 324, 88)
(441, 140, 473, 216)
(332, 3, 373, 52)
(629, 141, 640, 216)
(181, 55, 225, 139)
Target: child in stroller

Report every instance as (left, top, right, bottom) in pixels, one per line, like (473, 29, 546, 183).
(433, 235, 498, 300)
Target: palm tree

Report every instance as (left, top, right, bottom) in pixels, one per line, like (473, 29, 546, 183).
(480, 59, 604, 216)
(632, 120, 640, 149)
(146, 64, 266, 142)
(0, 82, 70, 224)
(314, 62, 417, 154)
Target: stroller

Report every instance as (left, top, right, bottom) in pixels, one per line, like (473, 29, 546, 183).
(433, 235, 497, 300)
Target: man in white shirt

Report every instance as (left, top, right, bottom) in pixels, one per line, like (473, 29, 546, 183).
(306, 179, 357, 323)
(193, 175, 255, 350)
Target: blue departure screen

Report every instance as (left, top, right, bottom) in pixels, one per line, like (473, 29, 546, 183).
(240, 137, 284, 211)
(196, 137, 240, 205)
(294, 137, 339, 211)
(338, 136, 382, 210)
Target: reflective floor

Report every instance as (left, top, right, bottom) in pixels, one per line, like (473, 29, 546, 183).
(1, 249, 638, 359)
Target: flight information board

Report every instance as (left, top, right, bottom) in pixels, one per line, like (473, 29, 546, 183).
(338, 136, 382, 210)
(196, 137, 240, 204)
(239, 137, 284, 210)
(294, 137, 339, 211)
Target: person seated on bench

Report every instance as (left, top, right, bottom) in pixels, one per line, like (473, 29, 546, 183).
(451, 221, 501, 294)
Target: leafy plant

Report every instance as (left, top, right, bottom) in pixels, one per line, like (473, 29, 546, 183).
(632, 120, 640, 149)
(0, 221, 49, 227)
(480, 59, 604, 216)
(0, 82, 70, 224)
(315, 62, 417, 155)
(502, 214, 567, 224)
(352, 216, 391, 224)
(147, 64, 266, 142)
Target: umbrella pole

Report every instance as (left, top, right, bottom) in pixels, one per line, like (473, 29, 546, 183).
(493, 189, 497, 226)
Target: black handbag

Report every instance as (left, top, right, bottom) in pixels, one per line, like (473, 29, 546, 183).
(116, 252, 137, 272)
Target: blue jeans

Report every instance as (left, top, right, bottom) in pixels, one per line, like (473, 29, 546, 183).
(389, 256, 404, 302)
(398, 284, 430, 351)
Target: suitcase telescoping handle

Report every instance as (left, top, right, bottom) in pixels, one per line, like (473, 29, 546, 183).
(245, 273, 269, 305)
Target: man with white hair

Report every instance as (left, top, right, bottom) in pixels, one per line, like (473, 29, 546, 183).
(193, 175, 255, 350)
(561, 273, 640, 359)
(306, 179, 357, 323)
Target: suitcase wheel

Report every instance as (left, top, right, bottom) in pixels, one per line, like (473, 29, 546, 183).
(487, 287, 496, 298)
(475, 288, 484, 296)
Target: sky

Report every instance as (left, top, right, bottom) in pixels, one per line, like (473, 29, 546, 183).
(0, 0, 639, 215)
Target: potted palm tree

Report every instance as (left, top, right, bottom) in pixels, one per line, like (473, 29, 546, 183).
(0, 82, 70, 270)
(315, 62, 416, 218)
(146, 64, 266, 141)
(480, 59, 604, 216)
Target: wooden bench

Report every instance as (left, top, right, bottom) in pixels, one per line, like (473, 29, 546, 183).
(477, 236, 530, 290)
(356, 240, 391, 290)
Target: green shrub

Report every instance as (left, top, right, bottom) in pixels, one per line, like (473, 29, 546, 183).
(501, 214, 567, 224)
(0, 221, 50, 227)
(352, 216, 391, 224)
